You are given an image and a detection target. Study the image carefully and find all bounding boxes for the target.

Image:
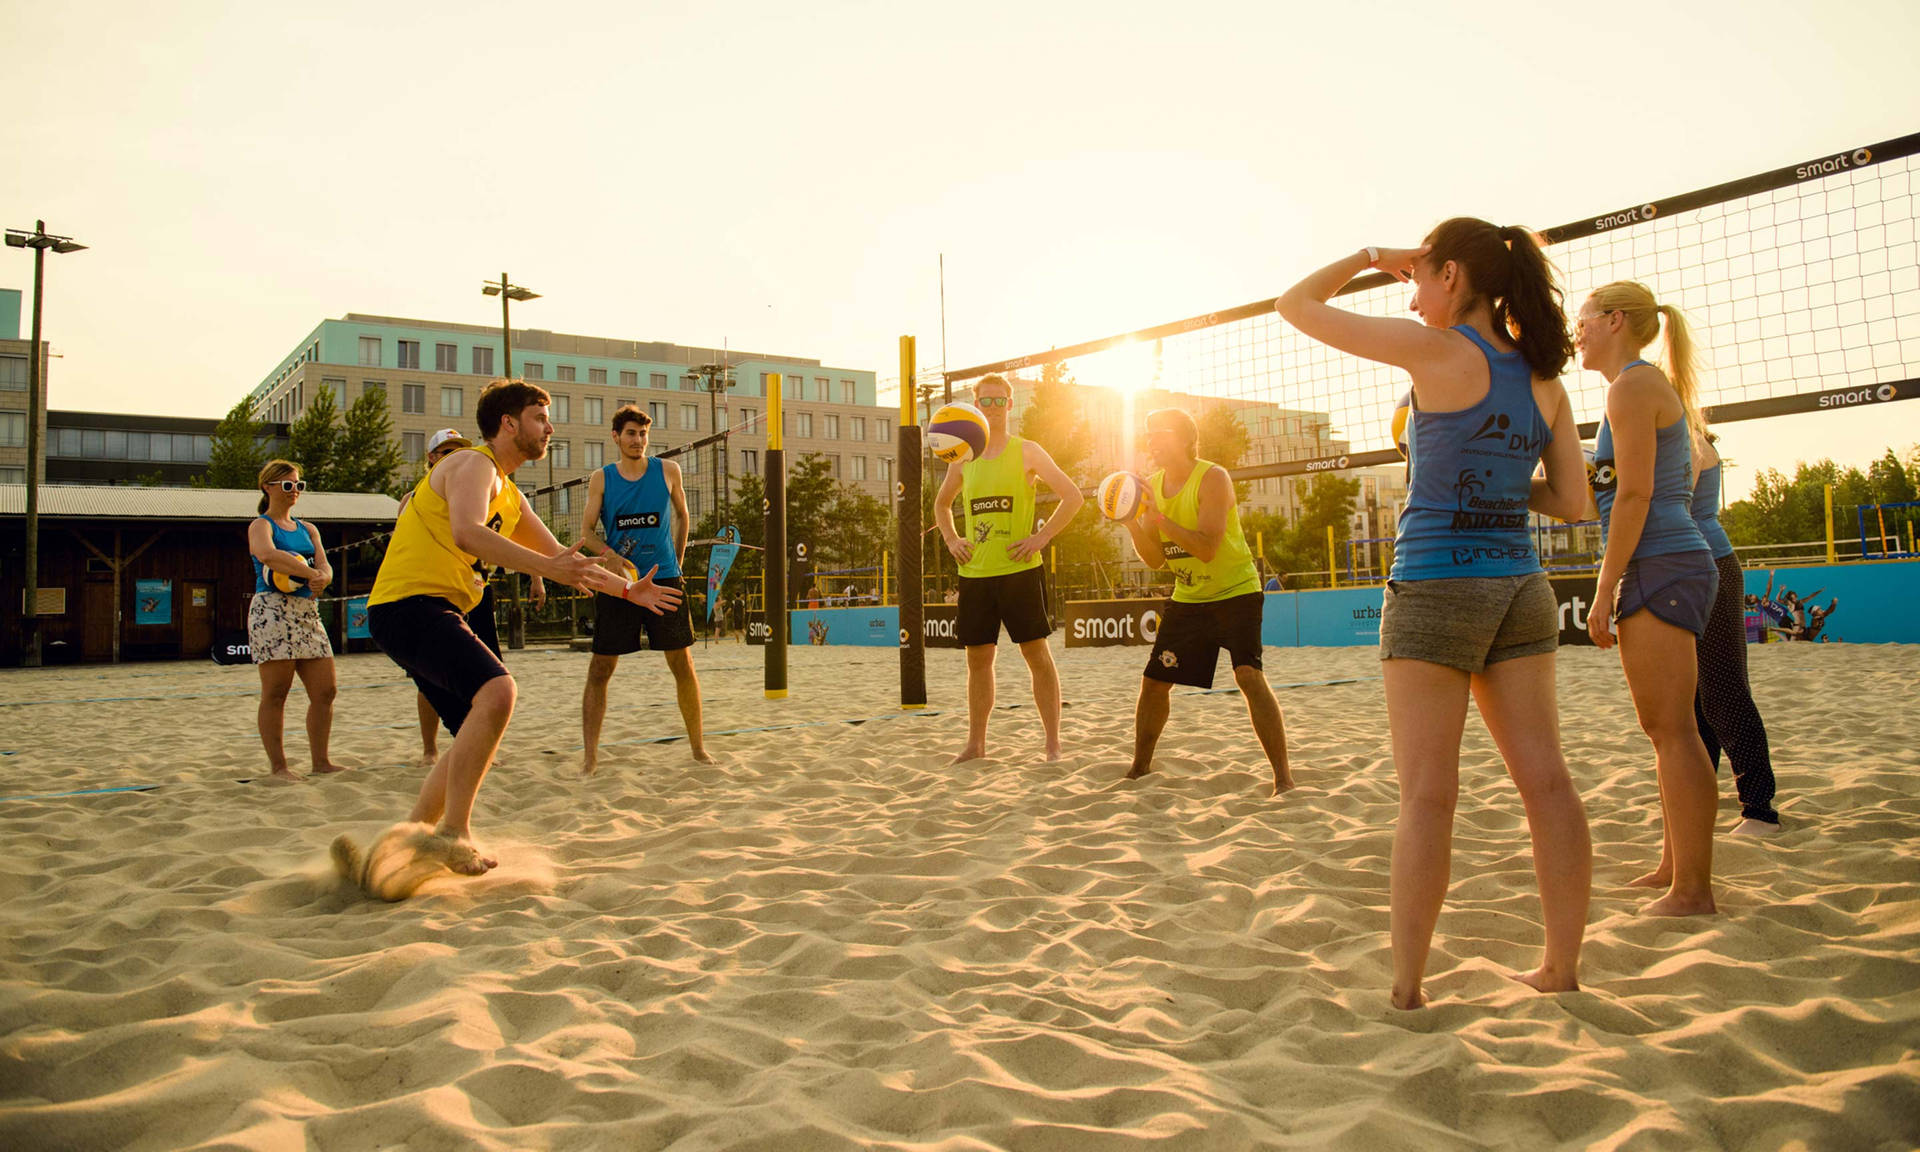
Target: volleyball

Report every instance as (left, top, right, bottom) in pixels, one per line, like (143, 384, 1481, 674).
(1391, 390, 1412, 460)
(927, 403, 989, 464)
(269, 568, 304, 594)
(1583, 446, 1597, 487)
(1098, 471, 1146, 521)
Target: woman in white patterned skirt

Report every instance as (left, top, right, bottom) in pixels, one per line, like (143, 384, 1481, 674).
(247, 459, 345, 781)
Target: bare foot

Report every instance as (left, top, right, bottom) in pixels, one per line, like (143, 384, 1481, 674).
(690, 747, 717, 765)
(1271, 774, 1296, 797)
(417, 750, 438, 768)
(1627, 868, 1671, 889)
(1043, 742, 1062, 763)
(1514, 967, 1578, 994)
(1642, 890, 1716, 917)
(1124, 763, 1152, 780)
(949, 744, 986, 766)
(264, 767, 305, 784)
(1390, 984, 1428, 1010)
(311, 762, 349, 775)
(1729, 818, 1782, 838)
(581, 751, 599, 778)
(425, 833, 497, 876)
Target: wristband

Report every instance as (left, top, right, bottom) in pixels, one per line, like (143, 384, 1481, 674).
(1365, 246, 1380, 266)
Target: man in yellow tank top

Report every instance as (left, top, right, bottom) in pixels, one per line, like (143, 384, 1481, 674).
(352, 380, 681, 886)
(934, 374, 1086, 763)
(1122, 408, 1292, 795)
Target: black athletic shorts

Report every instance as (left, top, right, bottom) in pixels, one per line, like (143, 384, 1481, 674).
(466, 584, 502, 659)
(1144, 591, 1264, 689)
(956, 565, 1052, 646)
(369, 595, 512, 735)
(592, 576, 694, 655)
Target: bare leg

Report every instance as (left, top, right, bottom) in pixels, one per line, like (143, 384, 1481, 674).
(663, 647, 714, 763)
(1383, 656, 1472, 1009)
(1472, 653, 1591, 994)
(408, 673, 515, 873)
(415, 690, 440, 762)
(951, 644, 997, 764)
(1618, 610, 1717, 917)
(1015, 637, 1063, 762)
(1127, 677, 1173, 779)
(255, 661, 302, 781)
(294, 658, 346, 773)
(580, 653, 619, 776)
(1232, 664, 1291, 794)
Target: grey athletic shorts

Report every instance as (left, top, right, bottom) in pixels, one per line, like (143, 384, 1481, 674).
(1379, 573, 1558, 673)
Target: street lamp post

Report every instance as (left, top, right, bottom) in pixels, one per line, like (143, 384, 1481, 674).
(481, 273, 539, 650)
(682, 361, 737, 523)
(6, 221, 87, 667)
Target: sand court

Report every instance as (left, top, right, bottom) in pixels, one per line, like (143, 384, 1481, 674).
(1, 640, 1916, 1149)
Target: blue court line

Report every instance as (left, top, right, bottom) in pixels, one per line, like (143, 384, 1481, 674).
(3, 785, 161, 801)
(0, 680, 415, 707)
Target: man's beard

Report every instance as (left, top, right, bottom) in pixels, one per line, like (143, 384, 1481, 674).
(515, 426, 547, 460)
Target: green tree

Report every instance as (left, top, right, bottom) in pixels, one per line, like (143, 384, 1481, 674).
(1197, 404, 1251, 500)
(1246, 473, 1362, 586)
(333, 389, 406, 496)
(1868, 448, 1915, 506)
(284, 387, 340, 491)
(199, 397, 272, 489)
(1017, 361, 1092, 483)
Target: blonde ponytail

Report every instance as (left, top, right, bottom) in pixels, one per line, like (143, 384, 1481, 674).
(1656, 303, 1704, 439)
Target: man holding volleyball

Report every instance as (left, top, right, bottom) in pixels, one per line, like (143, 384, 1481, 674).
(934, 374, 1085, 763)
(1122, 408, 1291, 794)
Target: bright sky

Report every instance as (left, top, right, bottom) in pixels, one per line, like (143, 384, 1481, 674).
(4, 0, 1917, 500)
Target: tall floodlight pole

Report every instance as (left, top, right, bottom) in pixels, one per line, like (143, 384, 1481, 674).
(6, 221, 87, 667)
(683, 360, 737, 522)
(481, 273, 539, 649)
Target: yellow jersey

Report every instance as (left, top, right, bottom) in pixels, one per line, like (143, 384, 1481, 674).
(370, 444, 523, 612)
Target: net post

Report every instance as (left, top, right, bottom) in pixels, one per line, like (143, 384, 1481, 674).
(1326, 524, 1337, 588)
(898, 335, 926, 710)
(1824, 484, 1836, 564)
(765, 372, 788, 699)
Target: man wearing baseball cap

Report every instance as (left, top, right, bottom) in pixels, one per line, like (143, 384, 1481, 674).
(398, 427, 544, 763)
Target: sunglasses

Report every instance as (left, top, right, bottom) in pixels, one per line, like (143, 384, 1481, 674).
(976, 396, 1010, 408)
(274, 480, 308, 493)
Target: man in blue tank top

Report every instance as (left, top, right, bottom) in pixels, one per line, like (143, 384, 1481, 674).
(578, 405, 710, 774)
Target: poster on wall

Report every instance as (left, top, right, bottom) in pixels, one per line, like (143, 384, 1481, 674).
(134, 578, 172, 626)
(346, 596, 371, 640)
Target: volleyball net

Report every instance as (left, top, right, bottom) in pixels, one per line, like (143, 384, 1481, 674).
(942, 131, 1920, 484)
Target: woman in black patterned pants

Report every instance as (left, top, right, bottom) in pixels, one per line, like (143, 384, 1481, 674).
(1691, 433, 1782, 836)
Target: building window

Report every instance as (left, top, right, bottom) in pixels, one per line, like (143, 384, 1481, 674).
(293, 383, 303, 412)
(616, 397, 636, 413)
(716, 406, 728, 431)
(397, 340, 421, 369)
(796, 412, 813, 438)
(554, 487, 572, 516)
(551, 440, 570, 469)
(827, 455, 840, 478)
(126, 431, 149, 460)
(0, 355, 26, 390)
(851, 455, 866, 481)
(741, 407, 758, 433)
(784, 376, 801, 400)
(679, 373, 697, 392)
(524, 362, 544, 380)
(878, 420, 891, 442)
(680, 404, 698, 431)
(472, 347, 494, 375)
(879, 457, 892, 484)
(814, 377, 829, 401)
(584, 396, 603, 427)
(742, 448, 758, 473)
(358, 336, 381, 366)
(403, 383, 426, 414)
(441, 386, 463, 418)
(0, 467, 22, 484)
(850, 417, 865, 441)
(620, 370, 638, 388)
(557, 365, 576, 382)
(585, 441, 604, 469)
(823, 414, 839, 440)
(0, 411, 27, 447)
(650, 372, 667, 390)
(435, 343, 458, 372)
(589, 367, 607, 386)
(649, 401, 667, 427)
(685, 450, 700, 475)
(551, 395, 570, 424)
(363, 380, 386, 399)
(403, 431, 425, 462)
(840, 379, 856, 404)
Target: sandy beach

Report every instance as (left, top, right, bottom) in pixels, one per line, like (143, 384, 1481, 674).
(1, 638, 1916, 1150)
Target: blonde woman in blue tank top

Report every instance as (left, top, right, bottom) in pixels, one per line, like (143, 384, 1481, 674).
(1279, 218, 1593, 1009)
(1577, 281, 1720, 918)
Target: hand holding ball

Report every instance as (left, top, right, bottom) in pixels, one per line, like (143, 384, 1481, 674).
(1098, 471, 1147, 522)
(269, 568, 305, 595)
(927, 403, 989, 464)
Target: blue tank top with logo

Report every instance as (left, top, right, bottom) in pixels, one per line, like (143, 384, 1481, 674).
(252, 516, 316, 598)
(1690, 461, 1735, 559)
(599, 459, 679, 578)
(1391, 326, 1549, 581)
(1592, 362, 1710, 559)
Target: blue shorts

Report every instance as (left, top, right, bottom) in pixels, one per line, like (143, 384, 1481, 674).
(1617, 551, 1718, 637)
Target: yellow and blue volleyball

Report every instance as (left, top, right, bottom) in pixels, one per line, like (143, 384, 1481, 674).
(1390, 390, 1412, 460)
(1097, 471, 1146, 521)
(269, 568, 304, 594)
(927, 403, 989, 465)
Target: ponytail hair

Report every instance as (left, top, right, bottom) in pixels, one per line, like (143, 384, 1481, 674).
(257, 458, 299, 514)
(1421, 217, 1573, 379)
(1588, 282, 1705, 437)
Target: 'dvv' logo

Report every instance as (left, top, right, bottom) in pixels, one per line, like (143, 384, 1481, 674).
(1467, 413, 1510, 444)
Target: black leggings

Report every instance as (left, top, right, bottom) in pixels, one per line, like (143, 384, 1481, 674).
(1693, 552, 1779, 823)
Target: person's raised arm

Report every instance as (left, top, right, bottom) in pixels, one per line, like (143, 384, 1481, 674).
(248, 518, 322, 581)
(1275, 246, 1444, 372)
(441, 451, 599, 588)
(1529, 380, 1591, 523)
(933, 461, 972, 564)
(1008, 442, 1084, 562)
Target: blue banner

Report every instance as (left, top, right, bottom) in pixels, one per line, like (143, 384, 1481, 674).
(790, 606, 900, 647)
(134, 578, 172, 625)
(707, 526, 741, 622)
(346, 596, 371, 640)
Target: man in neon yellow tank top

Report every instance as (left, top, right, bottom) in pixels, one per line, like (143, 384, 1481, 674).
(1122, 408, 1292, 795)
(351, 380, 682, 886)
(934, 374, 1085, 763)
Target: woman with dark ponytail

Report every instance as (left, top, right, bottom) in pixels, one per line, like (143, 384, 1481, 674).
(1277, 218, 1593, 1009)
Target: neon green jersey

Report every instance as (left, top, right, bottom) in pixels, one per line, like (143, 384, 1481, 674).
(959, 436, 1041, 578)
(1150, 458, 1258, 603)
